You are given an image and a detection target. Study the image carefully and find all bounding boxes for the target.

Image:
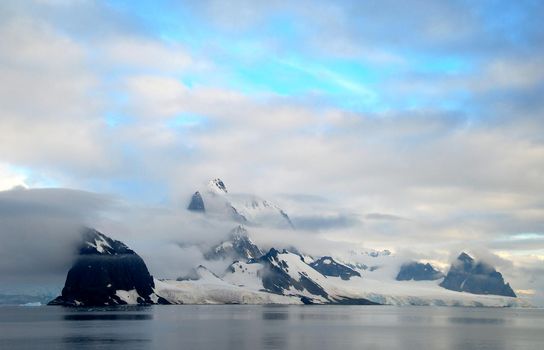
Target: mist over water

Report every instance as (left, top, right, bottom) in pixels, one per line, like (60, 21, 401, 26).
(1, 305, 543, 350)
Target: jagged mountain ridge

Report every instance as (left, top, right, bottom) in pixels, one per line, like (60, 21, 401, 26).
(187, 178, 294, 229)
(197, 228, 520, 304)
(50, 228, 525, 307)
(224, 248, 376, 304)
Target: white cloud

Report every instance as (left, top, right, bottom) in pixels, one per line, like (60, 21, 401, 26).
(102, 37, 193, 72)
(476, 59, 544, 91)
(0, 17, 110, 174)
(0, 163, 28, 191)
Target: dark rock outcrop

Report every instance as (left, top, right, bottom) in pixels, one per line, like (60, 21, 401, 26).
(396, 262, 444, 281)
(48, 228, 167, 306)
(204, 225, 262, 261)
(187, 191, 205, 212)
(310, 257, 361, 280)
(439, 252, 516, 297)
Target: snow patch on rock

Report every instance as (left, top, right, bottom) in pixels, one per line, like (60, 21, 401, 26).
(115, 289, 141, 305)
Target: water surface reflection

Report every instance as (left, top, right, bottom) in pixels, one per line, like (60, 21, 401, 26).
(63, 314, 153, 321)
(0, 305, 542, 350)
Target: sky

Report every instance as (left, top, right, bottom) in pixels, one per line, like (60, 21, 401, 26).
(0, 0, 543, 303)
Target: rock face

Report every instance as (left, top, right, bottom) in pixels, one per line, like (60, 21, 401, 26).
(187, 191, 205, 212)
(257, 248, 329, 300)
(48, 228, 165, 306)
(439, 252, 516, 297)
(396, 262, 444, 281)
(310, 257, 361, 280)
(204, 225, 263, 261)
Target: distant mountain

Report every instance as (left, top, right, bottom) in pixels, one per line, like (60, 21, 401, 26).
(310, 256, 361, 280)
(49, 229, 525, 307)
(204, 225, 264, 261)
(223, 248, 377, 305)
(49, 228, 168, 306)
(187, 178, 294, 228)
(439, 252, 516, 297)
(46, 219, 525, 306)
(396, 262, 444, 281)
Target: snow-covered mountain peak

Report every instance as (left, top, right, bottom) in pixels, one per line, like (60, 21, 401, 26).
(208, 178, 228, 194)
(79, 228, 133, 255)
(187, 180, 294, 229)
(204, 225, 264, 261)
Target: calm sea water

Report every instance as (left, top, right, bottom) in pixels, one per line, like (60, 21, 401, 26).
(0, 305, 543, 350)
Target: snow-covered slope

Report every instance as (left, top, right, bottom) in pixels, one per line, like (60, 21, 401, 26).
(227, 194, 294, 229)
(181, 225, 529, 306)
(171, 223, 529, 306)
(187, 178, 294, 229)
(204, 225, 264, 261)
(223, 249, 372, 304)
(154, 265, 299, 305)
(198, 247, 528, 306)
(330, 276, 527, 307)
